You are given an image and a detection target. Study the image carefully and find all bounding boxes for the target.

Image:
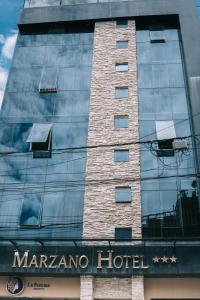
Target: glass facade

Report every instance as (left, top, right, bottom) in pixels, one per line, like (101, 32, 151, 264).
(136, 24, 200, 237)
(0, 24, 94, 238)
(196, 0, 200, 22)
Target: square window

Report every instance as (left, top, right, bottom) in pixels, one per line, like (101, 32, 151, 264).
(26, 123, 52, 158)
(116, 63, 128, 72)
(115, 87, 128, 98)
(115, 187, 132, 202)
(116, 41, 128, 49)
(114, 150, 129, 162)
(114, 116, 129, 128)
(116, 20, 128, 29)
(115, 227, 132, 240)
(149, 25, 165, 43)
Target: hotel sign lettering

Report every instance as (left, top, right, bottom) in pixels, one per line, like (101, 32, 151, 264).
(11, 248, 179, 275)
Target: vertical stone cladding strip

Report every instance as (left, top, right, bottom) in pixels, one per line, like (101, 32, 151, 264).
(80, 275, 94, 300)
(94, 278, 132, 299)
(83, 20, 141, 238)
(132, 276, 144, 300)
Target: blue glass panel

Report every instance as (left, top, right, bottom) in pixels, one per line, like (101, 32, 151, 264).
(138, 65, 153, 88)
(136, 30, 150, 43)
(17, 92, 54, 117)
(115, 187, 132, 203)
(17, 34, 48, 47)
(164, 29, 179, 41)
(12, 123, 32, 151)
(13, 46, 46, 67)
(53, 122, 88, 148)
(151, 42, 181, 63)
(1, 92, 22, 118)
(53, 91, 90, 116)
(137, 43, 151, 64)
(7, 67, 42, 92)
(168, 64, 184, 87)
(0, 123, 14, 151)
(114, 150, 129, 162)
(139, 120, 156, 141)
(152, 64, 169, 88)
(19, 193, 42, 227)
(197, 7, 200, 21)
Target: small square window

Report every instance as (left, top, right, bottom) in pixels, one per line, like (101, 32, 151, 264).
(116, 63, 128, 72)
(115, 187, 132, 203)
(116, 41, 128, 49)
(26, 123, 52, 158)
(115, 227, 132, 240)
(114, 116, 129, 128)
(115, 87, 128, 98)
(116, 20, 128, 29)
(149, 25, 165, 43)
(114, 150, 129, 162)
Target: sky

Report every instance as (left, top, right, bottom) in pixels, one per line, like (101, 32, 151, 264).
(0, 0, 24, 108)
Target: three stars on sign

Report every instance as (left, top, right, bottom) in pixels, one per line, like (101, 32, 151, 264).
(152, 256, 178, 264)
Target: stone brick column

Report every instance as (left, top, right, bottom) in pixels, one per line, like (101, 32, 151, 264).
(132, 276, 144, 300)
(83, 20, 141, 239)
(80, 275, 94, 300)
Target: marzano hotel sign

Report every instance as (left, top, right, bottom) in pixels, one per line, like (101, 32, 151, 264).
(12, 248, 178, 274)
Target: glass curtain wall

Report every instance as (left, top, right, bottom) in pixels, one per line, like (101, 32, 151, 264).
(0, 24, 94, 238)
(136, 22, 200, 237)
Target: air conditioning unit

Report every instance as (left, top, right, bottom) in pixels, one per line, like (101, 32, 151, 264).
(172, 140, 188, 150)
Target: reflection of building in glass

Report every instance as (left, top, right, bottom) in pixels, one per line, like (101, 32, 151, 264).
(0, 1, 200, 300)
(143, 188, 200, 237)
